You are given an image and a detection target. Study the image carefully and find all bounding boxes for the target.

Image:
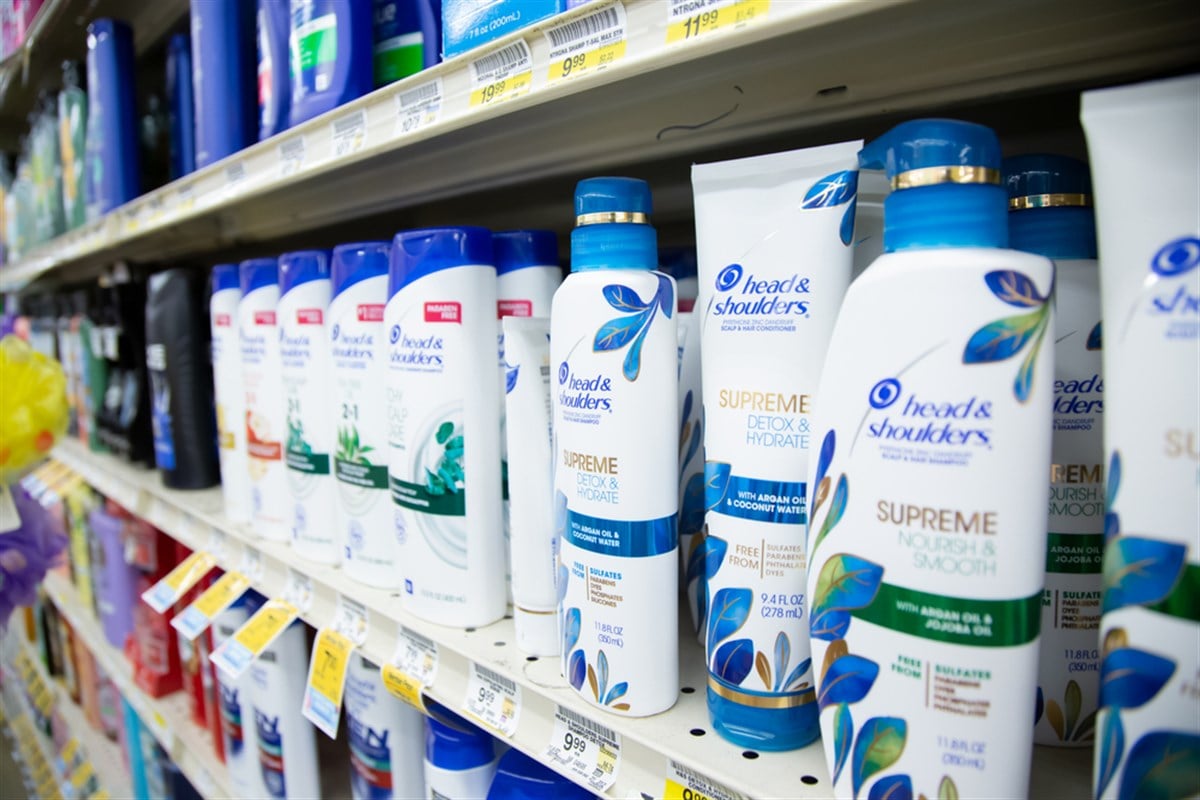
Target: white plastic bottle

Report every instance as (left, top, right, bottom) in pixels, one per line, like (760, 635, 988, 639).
(212, 594, 268, 800)
(238, 257, 288, 540)
(1004, 154, 1103, 748)
(278, 250, 339, 562)
(692, 142, 860, 750)
(211, 264, 253, 523)
(552, 177, 679, 716)
(250, 617, 319, 799)
(330, 242, 398, 588)
(806, 121, 1054, 799)
(345, 656, 426, 800)
(423, 702, 497, 800)
(1081, 75, 1200, 799)
(388, 227, 505, 627)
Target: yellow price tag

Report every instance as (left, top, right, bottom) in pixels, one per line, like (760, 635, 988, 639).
(302, 628, 354, 738)
(172, 570, 252, 640)
(69, 761, 95, 790)
(549, 41, 626, 82)
(59, 738, 80, 765)
(470, 71, 533, 107)
(666, 0, 769, 43)
(662, 760, 745, 800)
(93, 791, 112, 800)
(142, 551, 218, 613)
(211, 599, 300, 678)
(381, 664, 427, 711)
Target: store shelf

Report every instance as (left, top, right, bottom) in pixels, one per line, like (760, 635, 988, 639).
(0, 681, 63, 800)
(40, 570, 233, 800)
(3, 0, 1196, 291)
(50, 438, 1095, 799)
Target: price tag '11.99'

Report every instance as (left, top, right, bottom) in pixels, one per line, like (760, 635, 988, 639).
(665, 0, 769, 43)
(464, 663, 521, 736)
(543, 705, 621, 792)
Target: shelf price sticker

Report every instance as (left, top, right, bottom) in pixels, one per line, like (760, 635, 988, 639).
(663, 760, 746, 800)
(464, 662, 521, 736)
(332, 109, 368, 158)
(396, 78, 444, 136)
(381, 627, 439, 711)
(279, 135, 306, 178)
(469, 40, 533, 107)
(238, 545, 264, 583)
(302, 626, 355, 739)
(225, 160, 248, 193)
(210, 597, 300, 679)
(142, 550, 218, 613)
(665, 0, 769, 44)
(68, 761, 96, 794)
(207, 527, 228, 561)
(283, 568, 314, 613)
(543, 705, 621, 792)
(171, 570, 252, 640)
(544, 2, 627, 83)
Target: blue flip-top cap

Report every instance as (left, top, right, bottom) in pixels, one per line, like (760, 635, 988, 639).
(487, 749, 597, 800)
(279, 250, 331, 295)
(211, 264, 239, 294)
(332, 241, 390, 297)
(571, 177, 657, 272)
(859, 119, 1007, 252)
(390, 227, 493, 298)
(493, 230, 558, 275)
(1004, 154, 1096, 261)
(424, 699, 495, 770)
(239, 257, 279, 295)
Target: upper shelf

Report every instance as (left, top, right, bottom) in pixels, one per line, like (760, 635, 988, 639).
(1, 0, 1197, 292)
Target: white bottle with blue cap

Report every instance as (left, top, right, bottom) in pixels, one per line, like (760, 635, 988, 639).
(423, 701, 498, 800)
(278, 250, 339, 563)
(551, 177, 680, 716)
(345, 655, 425, 800)
(1004, 154, 1102, 749)
(211, 265, 253, 523)
(805, 120, 1055, 799)
(388, 227, 507, 628)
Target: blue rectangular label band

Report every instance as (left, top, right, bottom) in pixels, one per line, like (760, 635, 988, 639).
(704, 463, 808, 525)
(565, 510, 678, 558)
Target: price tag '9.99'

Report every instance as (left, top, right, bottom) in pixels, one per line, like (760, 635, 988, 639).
(464, 663, 521, 736)
(543, 705, 621, 792)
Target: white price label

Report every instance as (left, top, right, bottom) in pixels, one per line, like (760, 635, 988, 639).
(469, 40, 533, 106)
(238, 546, 263, 581)
(544, 2, 627, 82)
(396, 78, 443, 136)
(544, 705, 621, 792)
(464, 662, 521, 736)
(225, 161, 247, 191)
(207, 528, 228, 561)
(396, 628, 438, 686)
(283, 568, 313, 613)
(279, 136, 306, 177)
(331, 110, 367, 158)
(332, 595, 369, 646)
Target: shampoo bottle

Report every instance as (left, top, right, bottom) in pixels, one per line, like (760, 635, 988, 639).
(84, 19, 140, 217)
(239, 257, 289, 541)
(1081, 74, 1200, 799)
(806, 120, 1054, 799)
(288, 0, 374, 128)
(278, 250, 339, 562)
(371, 0, 428, 87)
(165, 33, 196, 179)
(190, 0, 257, 167)
(330, 242, 397, 587)
(211, 265, 253, 523)
(388, 227, 506, 627)
(345, 655, 425, 800)
(213, 594, 269, 800)
(692, 142, 860, 750)
(552, 177, 679, 716)
(250, 615, 319, 799)
(1004, 154, 1102, 748)
(258, 0, 291, 141)
(57, 60, 87, 230)
(424, 701, 498, 800)
(487, 748, 597, 800)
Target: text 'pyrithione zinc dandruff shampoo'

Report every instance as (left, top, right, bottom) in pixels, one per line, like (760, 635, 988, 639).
(552, 177, 679, 716)
(693, 141, 861, 751)
(807, 120, 1055, 799)
(1081, 74, 1200, 800)
(1004, 154, 1103, 749)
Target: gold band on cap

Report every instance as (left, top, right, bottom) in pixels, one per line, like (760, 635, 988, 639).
(576, 211, 650, 226)
(892, 166, 1002, 190)
(706, 676, 816, 708)
(1009, 193, 1091, 211)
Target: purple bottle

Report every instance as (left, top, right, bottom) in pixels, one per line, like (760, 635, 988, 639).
(88, 505, 138, 648)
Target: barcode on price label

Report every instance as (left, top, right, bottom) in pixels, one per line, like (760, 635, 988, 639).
(464, 663, 521, 736)
(665, 0, 769, 43)
(331, 109, 367, 158)
(663, 760, 746, 800)
(279, 136, 306, 177)
(225, 161, 247, 189)
(396, 78, 443, 135)
(469, 40, 533, 106)
(545, 3, 627, 82)
(543, 705, 621, 792)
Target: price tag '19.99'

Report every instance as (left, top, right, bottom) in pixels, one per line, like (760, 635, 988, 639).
(543, 705, 621, 792)
(469, 40, 533, 106)
(464, 663, 521, 736)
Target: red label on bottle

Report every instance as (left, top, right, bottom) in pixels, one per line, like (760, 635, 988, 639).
(357, 304, 385, 322)
(296, 308, 323, 325)
(254, 311, 277, 326)
(215, 314, 232, 327)
(497, 299, 532, 318)
(424, 302, 461, 323)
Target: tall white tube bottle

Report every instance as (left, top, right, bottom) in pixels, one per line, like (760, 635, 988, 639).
(388, 227, 506, 627)
(693, 142, 860, 750)
(552, 177, 679, 716)
(330, 242, 398, 588)
(1004, 154, 1103, 748)
(238, 257, 288, 540)
(278, 250, 339, 562)
(211, 264, 252, 522)
(212, 592, 268, 800)
(250, 618, 319, 799)
(345, 656, 426, 800)
(1082, 75, 1200, 799)
(807, 120, 1054, 799)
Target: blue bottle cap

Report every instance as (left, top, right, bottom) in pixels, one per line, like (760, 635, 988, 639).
(278, 250, 331, 295)
(332, 241, 390, 298)
(167, 32, 189, 56)
(487, 749, 597, 800)
(87, 18, 129, 42)
(493, 230, 559, 275)
(859, 119, 1007, 251)
(571, 177, 657, 272)
(211, 264, 239, 295)
(424, 699, 495, 770)
(239, 257, 279, 296)
(1004, 154, 1097, 260)
(389, 226, 493, 298)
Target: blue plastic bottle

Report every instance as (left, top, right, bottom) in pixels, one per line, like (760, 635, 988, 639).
(84, 19, 140, 217)
(371, 0, 438, 87)
(166, 34, 196, 179)
(258, 0, 292, 140)
(288, 0, 374, 128)
(423, 701, 498, 800)
(190, 0, 257, 168)
(487, 749, 597, 800)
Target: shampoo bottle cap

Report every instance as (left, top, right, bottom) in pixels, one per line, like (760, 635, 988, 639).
(332, 241, 390, 297)
(487, 748, 598, 800)
(278, 250, 331, 295)
(494, 230, 558, 275)
(1004, 154, 1097, 260)
(390, 226, 493, 298)
(859, 119, 1007, 252)
(211, 264, 239, 295)
(571, 177, 657, 272)
(239, 257, 279, 296)
(425, 699, 496, 770)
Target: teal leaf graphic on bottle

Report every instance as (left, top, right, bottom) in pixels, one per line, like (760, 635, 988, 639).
(1099, 646, 1175, 708)
(1096, 707, 1125, 798)
(810, 474, 848, 555)
(1102, 536, 1187, 613)
(813, 430, 836, 513)
(1116, 732, 1200, 800)
(818, 653, 880, 711)
(707, 587, 752, 657)
(592, 279, 675, 381)
(867, 774, 912, 800)
(962, 270, 1052, 402)
(833, 701, 853, 784)
(851, 716, 907, 799)
(567, 649, 586, 691)
(802, 170, 858, 209)
(810, 554, 884, 641)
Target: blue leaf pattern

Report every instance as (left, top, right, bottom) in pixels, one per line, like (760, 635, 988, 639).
(656, 273, 675, 317)
(819, 654, 881, 711)
(563, 607, 581, 653)
(1117, 731, 1200, 800)
(682, 474, 705, 536)
(852, 717, 907, 800)
(811, 473, 849, 553)
(713, 638, 754, 684)
(597, 649, 609, 701)
(604, 682, 629, 706)
(504, 365, 519, 394)
(813, 554, 885, 617)
(868, 775, 913, 800)
(773, 632, 791, 693)
(1014, 320, 1049, 402)
(568, 649, 586, 691)
(964, 271, 1051, 401)
(1095, 709, 1124, 799)
(1099, 647, 1175, 709)
(1087, 321, 1103, 351)
(1105, 451, 1121, 542)
(1103, 536, 1187, 613)
(985, 270, 1045, 307)
(593, 281, 673, 382)
(783, 658, 811, 692)
(680, 391, 693, 435)
(1035, 685, 1044, 725)
(963, 311, 1044, 363)
(603, 284, 649, 312)
(705, 462, 733, 511)
(802, 170, 858, 209)
(707, 587, 752, 656)
(841, 202, 856, 246)
(594, 313, 645, 352)
(685, 422, 702, 472)
(833, 702, 852, 785)
(556, 563, 569, 606)
(705, 535, 727, 579)
(810, 608, 852, 641)
(623, 321, 652, 381)
(815, 431, 836, 495)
